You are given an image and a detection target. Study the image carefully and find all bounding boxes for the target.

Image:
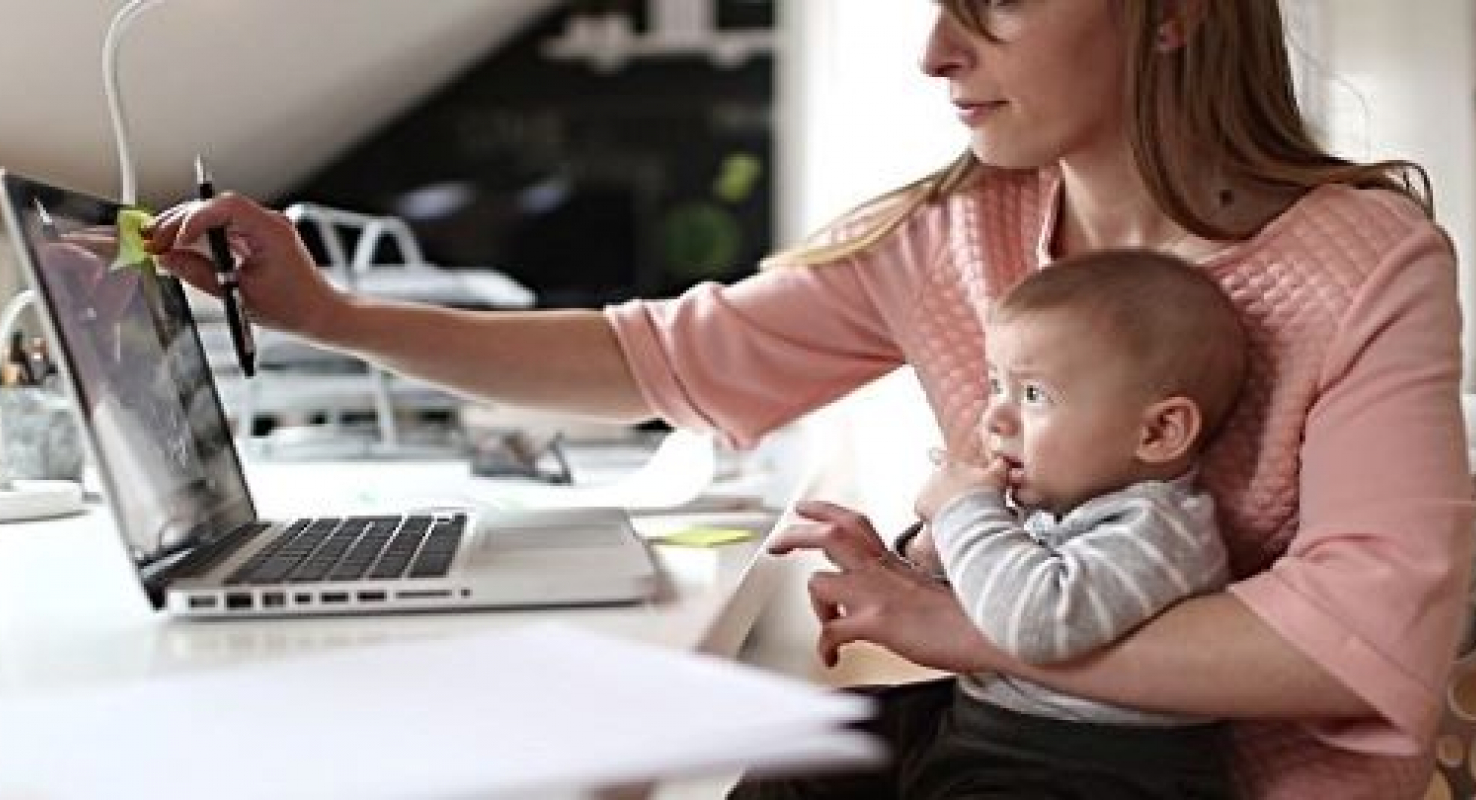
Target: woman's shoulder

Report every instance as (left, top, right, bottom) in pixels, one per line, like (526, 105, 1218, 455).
(1264, 184, 1438, 255)
(1218, 183, 1447, 282)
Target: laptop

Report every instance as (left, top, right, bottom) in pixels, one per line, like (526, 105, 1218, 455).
(0, 170, 661, 618)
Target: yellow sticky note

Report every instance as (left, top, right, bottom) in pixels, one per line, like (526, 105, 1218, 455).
(112, 207, 157, 274)
(653, 527, 755, 548)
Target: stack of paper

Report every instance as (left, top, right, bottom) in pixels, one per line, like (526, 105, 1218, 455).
(0, 623, 878, 799)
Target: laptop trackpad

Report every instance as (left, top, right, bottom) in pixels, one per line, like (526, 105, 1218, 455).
(464, 508, 645, 566)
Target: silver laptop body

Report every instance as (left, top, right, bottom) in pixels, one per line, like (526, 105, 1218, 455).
(0, 170, 659, 618)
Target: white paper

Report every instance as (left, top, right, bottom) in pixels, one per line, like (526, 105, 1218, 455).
(483, 428, 718, 511)
(0, 623, 877, 800)
(241, 430, 722, 519)
(492, 430, 717, 510)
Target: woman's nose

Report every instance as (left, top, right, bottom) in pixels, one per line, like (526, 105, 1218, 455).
(920, 10, 971, 78)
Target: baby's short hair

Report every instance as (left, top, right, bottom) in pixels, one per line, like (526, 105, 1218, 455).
(992, 249, 1248, 447)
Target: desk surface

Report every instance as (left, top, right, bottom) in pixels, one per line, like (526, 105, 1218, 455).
(0, 457, 783, 699)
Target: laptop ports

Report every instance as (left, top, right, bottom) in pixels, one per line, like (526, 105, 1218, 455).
(225, 592, 253, 611)
(261, 592, 286, 608)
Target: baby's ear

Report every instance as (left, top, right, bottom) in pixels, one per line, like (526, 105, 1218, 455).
(1137, 396, 1201, 464)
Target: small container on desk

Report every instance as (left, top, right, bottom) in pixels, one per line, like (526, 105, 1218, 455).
(0, 290, 85, 522)
(0, 385, 84, 483)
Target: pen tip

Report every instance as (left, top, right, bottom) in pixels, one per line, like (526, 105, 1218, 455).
(194, 154, 208, 183)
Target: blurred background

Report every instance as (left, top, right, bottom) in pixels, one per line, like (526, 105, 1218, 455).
(0, 0, 1471, 468)
(0, 1, 1467, 310)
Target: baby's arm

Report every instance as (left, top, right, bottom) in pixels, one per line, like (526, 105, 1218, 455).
(930, 486, 1229, 665)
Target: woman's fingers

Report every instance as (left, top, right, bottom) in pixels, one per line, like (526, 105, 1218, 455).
(768, 501, 966, 668)
(805, 556, 909, 667)
(148, 194, 248, 248)
(807, 571, 845, 665)
(144, 193, 338, 335)
(766, 500, 887, 570)
(809, 570, 855, 667)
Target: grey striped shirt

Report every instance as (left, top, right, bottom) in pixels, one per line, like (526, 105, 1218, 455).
(932, 473, 1229, 726)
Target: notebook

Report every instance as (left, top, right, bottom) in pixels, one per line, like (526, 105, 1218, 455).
(0, 169, 660, 618)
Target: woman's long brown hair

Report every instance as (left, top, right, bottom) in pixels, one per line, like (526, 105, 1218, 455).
(769, 0, 1433, 267)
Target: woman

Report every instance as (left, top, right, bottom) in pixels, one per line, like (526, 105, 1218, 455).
(147, 0, 1473, 795)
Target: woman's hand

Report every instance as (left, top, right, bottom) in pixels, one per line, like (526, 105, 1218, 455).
(144, 193, 344, 337)
(768, 500, 998, 673)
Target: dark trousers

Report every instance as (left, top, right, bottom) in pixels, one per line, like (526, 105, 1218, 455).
(727, 678, 1232, 800)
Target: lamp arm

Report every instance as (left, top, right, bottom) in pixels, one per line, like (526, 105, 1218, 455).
(0, 290, 36, 357)
(102, 0, 168, 206)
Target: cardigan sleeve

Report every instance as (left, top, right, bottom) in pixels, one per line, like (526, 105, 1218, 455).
(602, 203, 954, 449)
(1228, 227, 1476, 755)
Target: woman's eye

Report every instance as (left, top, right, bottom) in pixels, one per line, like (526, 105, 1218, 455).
(987, 376, 1004, 396)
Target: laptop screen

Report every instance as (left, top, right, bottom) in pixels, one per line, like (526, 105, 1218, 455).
(1, 172, 254, 570)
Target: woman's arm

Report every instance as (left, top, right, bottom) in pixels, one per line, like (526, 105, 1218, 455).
(995, 590, 1376, 720)
(323, 299, 651, 421)
(784, 505, 1372, 720)
(145, 193, 653, 422)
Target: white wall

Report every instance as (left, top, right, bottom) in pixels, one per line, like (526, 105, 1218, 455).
(773, 2, 962, 527)
(775, 2, 963, 245)
(0, 0, 554, 323)
(0, 0, 554, 206)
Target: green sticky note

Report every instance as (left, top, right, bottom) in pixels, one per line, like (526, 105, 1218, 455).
(112, 207, 158, 274)
(653, 527, 755, 548)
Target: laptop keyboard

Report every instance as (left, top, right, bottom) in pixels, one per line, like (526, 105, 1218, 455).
(222, 514, 467, 586)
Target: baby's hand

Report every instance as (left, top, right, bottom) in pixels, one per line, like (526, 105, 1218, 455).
(915, 453, 1009, 521)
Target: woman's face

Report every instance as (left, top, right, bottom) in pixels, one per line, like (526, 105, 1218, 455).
(920, 0, 1132, 170)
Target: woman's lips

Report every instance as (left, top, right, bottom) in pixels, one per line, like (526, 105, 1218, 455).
(954, 100, 1006, 127)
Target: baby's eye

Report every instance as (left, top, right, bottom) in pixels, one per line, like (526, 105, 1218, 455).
(987, 375, 1004, 397)
(1022, 384, 1048, 404)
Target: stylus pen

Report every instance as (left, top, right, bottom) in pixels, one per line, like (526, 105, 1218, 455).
(194, 155, 255, 377)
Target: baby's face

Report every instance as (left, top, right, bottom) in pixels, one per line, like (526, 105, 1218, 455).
(980, 311, 1156, 515)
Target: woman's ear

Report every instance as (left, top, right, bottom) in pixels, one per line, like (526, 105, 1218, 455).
(1137, 396, 1201, 464)
(1156, 0, 1206, 52)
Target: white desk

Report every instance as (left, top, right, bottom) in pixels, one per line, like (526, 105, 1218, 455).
(0, 456, 802, 800)
(0, 458, 782, 692)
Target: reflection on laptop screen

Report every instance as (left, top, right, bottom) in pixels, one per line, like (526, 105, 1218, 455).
(2, 174, 253, 564)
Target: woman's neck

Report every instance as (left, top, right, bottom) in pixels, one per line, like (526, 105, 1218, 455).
(1053, 157, 1191, 258)
(1050, 148, 1296, 259)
